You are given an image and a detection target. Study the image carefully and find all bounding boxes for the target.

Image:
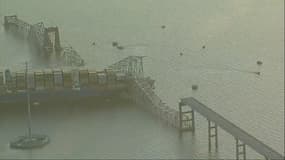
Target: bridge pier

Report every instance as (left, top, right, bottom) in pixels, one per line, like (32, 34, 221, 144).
(179, 102, 195, 132)
(208, 120, 218, 152)
(235, 138, 246, 160)
(179, 98, 283, 160)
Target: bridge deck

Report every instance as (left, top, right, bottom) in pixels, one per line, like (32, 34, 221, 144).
(180, 97, 284, 160)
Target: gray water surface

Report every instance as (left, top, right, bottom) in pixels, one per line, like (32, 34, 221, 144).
(0, 0, 284, 159)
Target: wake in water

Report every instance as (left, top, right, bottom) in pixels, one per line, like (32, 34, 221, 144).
(184, 64, 261, 75)
(148, 56, 260, 76)
(227, 67, 260, 75)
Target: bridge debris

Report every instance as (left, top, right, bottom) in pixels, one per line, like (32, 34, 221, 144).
(257, 61, 263, 65)
(192, 85, 198, 90)
(108, 56, 145, 78)
(4, 15, 84, 67)
(112, 41, 118, 47)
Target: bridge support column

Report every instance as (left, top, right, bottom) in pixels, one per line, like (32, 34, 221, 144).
(208, 120, 218, 152)
(179, 102, 195, 132)
(235, 138, 246, 160)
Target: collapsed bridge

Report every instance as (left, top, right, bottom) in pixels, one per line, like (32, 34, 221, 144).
(1, 15, 284, 160)
(4, 15, 84, 67)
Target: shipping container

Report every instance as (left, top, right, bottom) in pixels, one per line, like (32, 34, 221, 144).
(79, 70, 89, 87)
(97, 72, 106, 85)
(88, 71, 97, 86)
(27, 73, 35, 89)
(63, 71, 73, 88)
(5, 70, 15, 91)
(105, 70, 116, 83)
(15, 72, 26, 90)
(115, 73, 126, 81)
(34, 72, 45, 89)
(44, 72, 54, 89)
(53, 70, 64, 88)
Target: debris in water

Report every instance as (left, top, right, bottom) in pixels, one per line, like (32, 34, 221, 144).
(180, 52, 183, 56)
(117, 46, 125, 50)
(161, 25, 166, 29)
(202, 45, 206, 49)
(112, 41, 118, 47)
(91, 42, 96, 46)
(192, 85, 198, 90)
(257, 61, 263, 65)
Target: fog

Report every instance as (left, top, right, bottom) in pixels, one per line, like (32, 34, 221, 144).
(0, 0, 284, 159)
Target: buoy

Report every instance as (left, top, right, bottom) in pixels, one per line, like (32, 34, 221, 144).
(112, 41, 118, 47)
(257, 61, 263, 65)
(192, 85, 198, 90)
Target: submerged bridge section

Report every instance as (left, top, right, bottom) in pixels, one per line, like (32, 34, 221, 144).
(3, 15, 84, 67)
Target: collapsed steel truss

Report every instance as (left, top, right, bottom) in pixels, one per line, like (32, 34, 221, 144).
(108, 56, 145, 78)
(3, 15, 84, 67)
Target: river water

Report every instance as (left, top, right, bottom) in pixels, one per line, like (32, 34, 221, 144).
(0, 0, 284, 159)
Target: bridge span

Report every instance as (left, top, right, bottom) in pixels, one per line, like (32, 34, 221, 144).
(180, 97, 284, 160)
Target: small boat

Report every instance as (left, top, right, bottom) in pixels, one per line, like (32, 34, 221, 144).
(10, 135, 50, 149)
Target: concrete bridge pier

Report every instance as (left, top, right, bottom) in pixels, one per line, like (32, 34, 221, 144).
(179, 102, 195, 132)
(235, 138, 246, 160)
(179, 102, 219, 152)
(208, 120, 218, 152)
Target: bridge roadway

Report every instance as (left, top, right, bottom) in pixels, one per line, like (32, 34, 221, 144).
(180, 97, 284, 160)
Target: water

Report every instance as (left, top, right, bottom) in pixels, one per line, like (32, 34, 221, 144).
(0, 0, 284, 159)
